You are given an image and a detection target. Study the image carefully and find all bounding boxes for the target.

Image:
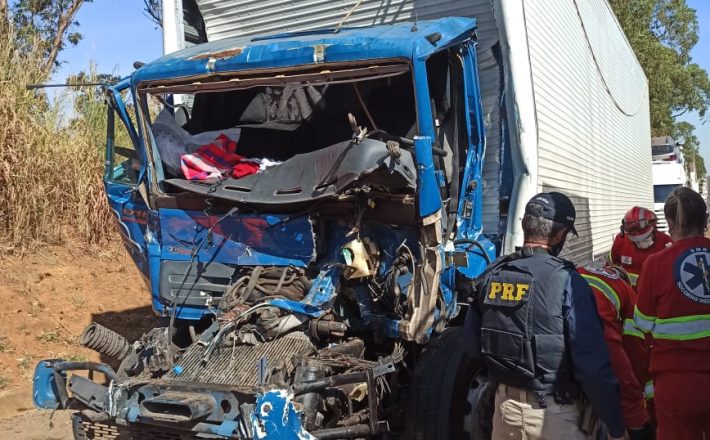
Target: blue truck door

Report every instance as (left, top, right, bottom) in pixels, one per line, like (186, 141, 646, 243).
(104, 82, 149, 275)
(457, 43, 487, 240)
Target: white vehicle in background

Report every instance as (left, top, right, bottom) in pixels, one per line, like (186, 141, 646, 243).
(653, 162, 686, 231)
(652, 136, 683, 164)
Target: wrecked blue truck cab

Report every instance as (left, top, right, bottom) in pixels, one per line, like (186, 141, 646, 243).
(34, 18, 495, 439)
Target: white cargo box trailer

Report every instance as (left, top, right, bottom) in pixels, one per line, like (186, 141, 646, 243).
(167, 0, 653, 264)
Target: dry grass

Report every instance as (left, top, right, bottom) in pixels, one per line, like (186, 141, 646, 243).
(0, 334, 11, 353)
(16, 355, 32, 378)
(0, 24, 114, 251)
(70, 294, 86, 309)
(36, 330, 61, 344)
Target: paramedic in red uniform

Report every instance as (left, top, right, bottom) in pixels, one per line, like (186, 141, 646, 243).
(578, 265, 652, 440)
(610, 207, 672, 288)
(635, 187, 710, 440)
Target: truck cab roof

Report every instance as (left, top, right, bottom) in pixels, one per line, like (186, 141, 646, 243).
(130, 17, 477, 84)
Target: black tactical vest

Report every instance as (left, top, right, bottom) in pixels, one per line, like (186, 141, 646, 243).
(477, 247, 577, 394)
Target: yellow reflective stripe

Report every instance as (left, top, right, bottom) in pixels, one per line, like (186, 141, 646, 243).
(644, 380, 654, 399)
(581, 274, 621, 317)
(634, 306, 656, 333)
(651, 315, 710, 341)
(628, 272, 639, 286)
(634, 311, 710, 340)
(623, 318, 644, 338)
(656, 314, 710, 324)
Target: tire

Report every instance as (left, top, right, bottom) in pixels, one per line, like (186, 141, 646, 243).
(71, 413, 90, 440)
(404, 326, 492, 440)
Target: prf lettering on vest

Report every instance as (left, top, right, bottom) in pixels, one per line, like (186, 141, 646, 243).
(488, 282, 530, 301)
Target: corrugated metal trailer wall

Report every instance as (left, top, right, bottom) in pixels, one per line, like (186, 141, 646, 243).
(520, 0, 652, 262)
(192, 0, 509, 243)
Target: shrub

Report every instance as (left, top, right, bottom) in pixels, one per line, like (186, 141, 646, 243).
(0, 24, 114, 251)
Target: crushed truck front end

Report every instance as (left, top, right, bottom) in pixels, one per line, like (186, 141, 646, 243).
(33, 18, 495, 439)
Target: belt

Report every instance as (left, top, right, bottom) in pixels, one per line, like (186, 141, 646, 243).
(497, 384, 577, 408)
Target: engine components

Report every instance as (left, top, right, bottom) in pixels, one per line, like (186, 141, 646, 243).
(219, 266, 311, 311)
(342, 237, 380, 279)
(309, 318, 348, 340)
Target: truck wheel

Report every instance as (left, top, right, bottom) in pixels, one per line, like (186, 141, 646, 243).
(404, 326, 491, 440)
(71, 413, 89, 440)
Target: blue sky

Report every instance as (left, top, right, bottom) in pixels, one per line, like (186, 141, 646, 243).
(52, 0, 162, 83)
(54, 0, 710, 168)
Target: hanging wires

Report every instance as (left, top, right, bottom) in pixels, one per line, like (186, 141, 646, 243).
(166, 206, 239, 365)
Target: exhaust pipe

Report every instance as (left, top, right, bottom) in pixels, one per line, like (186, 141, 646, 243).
(140, 391, 215, 423)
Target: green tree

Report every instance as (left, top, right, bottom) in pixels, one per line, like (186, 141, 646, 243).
(609, 0, 710, 135)
(673, 121, 706, 177)
(7, 0, 92, 78)
(66, 70, 120, 106)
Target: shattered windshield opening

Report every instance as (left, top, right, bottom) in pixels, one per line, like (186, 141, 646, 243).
(139, 64, 418, 206)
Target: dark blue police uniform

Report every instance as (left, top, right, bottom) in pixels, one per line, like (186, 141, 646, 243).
(464, 193, 626, 439)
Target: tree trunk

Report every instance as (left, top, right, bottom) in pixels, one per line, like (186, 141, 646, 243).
(0, 0, 7, 27)
(41, 0, 85, 79)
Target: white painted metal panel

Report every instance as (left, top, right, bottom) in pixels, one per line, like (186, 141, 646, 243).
(195, 0, 471, 41)
(519, 0, 652, 262)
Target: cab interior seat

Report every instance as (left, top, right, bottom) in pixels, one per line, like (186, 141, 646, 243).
(180, 74, 416, 162)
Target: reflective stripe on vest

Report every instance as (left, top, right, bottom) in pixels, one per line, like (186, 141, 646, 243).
(623, 318, 644, 339)
(652, 314, 710, 341)
(628, 272, 639, 287)
(581, 274, 621, 318)
(644, 380, 654, 399)
(634, 308, 710, 340)
(634, 306, 655, 333)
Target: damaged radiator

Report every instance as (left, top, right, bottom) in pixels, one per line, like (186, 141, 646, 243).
(164, 332, 315, 387)
(74, 415, 197, 440)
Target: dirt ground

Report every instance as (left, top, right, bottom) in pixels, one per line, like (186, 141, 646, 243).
(0, 244, 157, 438)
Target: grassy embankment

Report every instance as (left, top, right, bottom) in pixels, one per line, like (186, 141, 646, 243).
(0, 25, 114, 251)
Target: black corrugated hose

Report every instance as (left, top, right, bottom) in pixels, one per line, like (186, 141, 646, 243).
(79, 323, 131, 361)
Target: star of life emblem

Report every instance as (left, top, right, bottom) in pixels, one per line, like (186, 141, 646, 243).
(675, 247, 710, 305)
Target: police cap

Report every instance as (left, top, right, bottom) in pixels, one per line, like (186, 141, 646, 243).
(525, 192, 578, 236)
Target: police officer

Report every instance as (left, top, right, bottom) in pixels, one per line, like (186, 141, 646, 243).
(464, 192, 627, 440)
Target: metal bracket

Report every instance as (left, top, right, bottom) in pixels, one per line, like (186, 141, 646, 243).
(68, 376, 108, 412)
(371, 361, 395, 378)
(258, 357, 268, 386)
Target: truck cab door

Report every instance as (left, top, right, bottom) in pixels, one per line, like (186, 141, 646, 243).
(104, 80, 149, 275)
(424, 45, 485, 240)
(456, 43, 486, 240)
